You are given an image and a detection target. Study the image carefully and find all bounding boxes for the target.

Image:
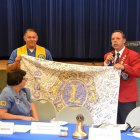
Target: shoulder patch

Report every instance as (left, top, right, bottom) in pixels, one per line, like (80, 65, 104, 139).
(0, 100, 7, 106)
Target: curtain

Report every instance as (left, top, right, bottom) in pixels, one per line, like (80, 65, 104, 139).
(0, 0, 140, 61)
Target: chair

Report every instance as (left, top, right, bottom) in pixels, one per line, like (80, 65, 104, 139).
(125, 41, 140, 53)
(136, 78, 140, 106)
(125, 106, 140, 127)
(0, 70, 7, 92)
(55, 106, 93, 125)
(33, 99, 56, 122)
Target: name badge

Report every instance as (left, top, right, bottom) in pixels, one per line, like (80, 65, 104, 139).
(30, 122, 60, 134)
(88, 127, 121, 140)
(0, 122, 14, 134)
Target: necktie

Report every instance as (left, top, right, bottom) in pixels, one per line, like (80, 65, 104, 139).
(115, 53, 120, 63)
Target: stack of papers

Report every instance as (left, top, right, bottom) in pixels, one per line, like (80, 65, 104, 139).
(97, 123, 129, 131)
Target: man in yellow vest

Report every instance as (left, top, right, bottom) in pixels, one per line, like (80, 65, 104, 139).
(7, 28, 53, 70)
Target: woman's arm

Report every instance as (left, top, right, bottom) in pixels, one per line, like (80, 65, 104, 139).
(0, 109, 34, 121)
(30, 103, 39, 121)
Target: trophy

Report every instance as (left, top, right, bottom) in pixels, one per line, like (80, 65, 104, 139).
(72, 114, 88, 139)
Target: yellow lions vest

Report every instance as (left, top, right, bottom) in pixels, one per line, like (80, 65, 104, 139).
(17, 45, 46, 59)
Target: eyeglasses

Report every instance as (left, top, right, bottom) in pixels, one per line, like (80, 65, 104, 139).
(23, 77, 28, 81)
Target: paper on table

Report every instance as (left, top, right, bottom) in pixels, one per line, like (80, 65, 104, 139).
(14, 125, 31, 133)
(98, 124, 129, 131)
(0, 122, 14, 134)
(128, 133, 140, 138)
(89, 127, 121, 140)
(30, 122, 60, 134)
(51, 121, 68, 126)
(132, 133, 140, 138)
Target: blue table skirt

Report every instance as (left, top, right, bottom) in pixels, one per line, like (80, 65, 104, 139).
(0, 120, 139, 140)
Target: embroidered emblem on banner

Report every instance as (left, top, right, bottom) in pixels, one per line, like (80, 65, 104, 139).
(49, 72, 97, 112)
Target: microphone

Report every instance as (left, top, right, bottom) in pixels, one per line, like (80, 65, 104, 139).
(108, 53, 115, 66)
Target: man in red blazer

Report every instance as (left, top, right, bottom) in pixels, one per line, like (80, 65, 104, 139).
(104, 30, 140, 124)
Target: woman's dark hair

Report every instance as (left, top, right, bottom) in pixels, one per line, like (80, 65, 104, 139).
(7, 69, 26, 86)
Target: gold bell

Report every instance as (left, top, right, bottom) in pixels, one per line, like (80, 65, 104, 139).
(72, 114, 88, 139)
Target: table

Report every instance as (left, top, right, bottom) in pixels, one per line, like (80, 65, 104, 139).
(0, 120, 139, 140)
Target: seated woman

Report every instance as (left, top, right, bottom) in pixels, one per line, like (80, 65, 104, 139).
(0, 69, 39, 121)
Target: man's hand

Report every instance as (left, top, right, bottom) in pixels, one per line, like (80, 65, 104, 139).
(15, 56, 22, 63)
(7, 56, 22, 71)
(114, 63, 125, 70)
(104, 53, 115, 64)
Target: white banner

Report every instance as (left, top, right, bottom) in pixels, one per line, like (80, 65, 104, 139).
(21, 55, 121, 125)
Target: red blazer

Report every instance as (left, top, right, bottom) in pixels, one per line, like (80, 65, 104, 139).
(104, 47, 140, 102)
